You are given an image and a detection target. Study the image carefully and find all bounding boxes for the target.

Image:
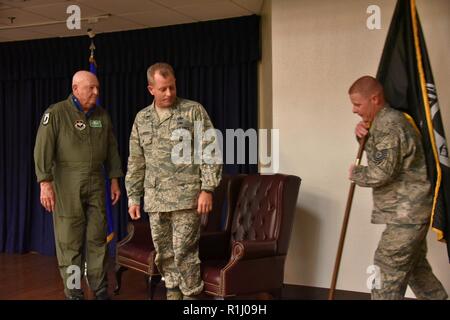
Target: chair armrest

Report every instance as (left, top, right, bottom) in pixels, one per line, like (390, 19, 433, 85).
(230, 240, 278, 261)
(117, 219, 153, 250)
(199, 231, 229, 260)
(116, 222, 136, 248)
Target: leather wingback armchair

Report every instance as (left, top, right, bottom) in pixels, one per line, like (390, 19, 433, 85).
(200, 174, 301, 299)
(115, 175, 232, 299)
(114, 217, 159, 298)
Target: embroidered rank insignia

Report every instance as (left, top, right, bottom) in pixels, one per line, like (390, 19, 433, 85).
(89, 120, 102, 128)
(42, 113, 50, 126)
(74, 120, 86, 131)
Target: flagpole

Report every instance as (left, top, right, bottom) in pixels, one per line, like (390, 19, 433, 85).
(84, 29, 97, 287)
(328, 134, 368, 300)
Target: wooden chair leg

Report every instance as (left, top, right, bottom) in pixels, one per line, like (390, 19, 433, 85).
(147, 274, 162, 300)
(268, 287, 282, 299)
(114, 266, 128, 294)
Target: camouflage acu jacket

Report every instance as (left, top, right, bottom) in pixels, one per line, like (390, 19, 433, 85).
(125, 98, 222, 213)
(352, 105, 432, 224)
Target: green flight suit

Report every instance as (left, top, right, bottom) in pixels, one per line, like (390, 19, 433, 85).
(34, 95, 123, 298)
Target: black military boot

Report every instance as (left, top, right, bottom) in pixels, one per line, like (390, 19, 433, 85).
(65, 289, 84, 300)
(95, 288, 111, 300)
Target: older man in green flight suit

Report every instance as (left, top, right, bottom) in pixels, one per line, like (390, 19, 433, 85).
(34, 71, 123, 300)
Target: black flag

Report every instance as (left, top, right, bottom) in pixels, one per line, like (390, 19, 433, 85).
(377, 0, 450, 261)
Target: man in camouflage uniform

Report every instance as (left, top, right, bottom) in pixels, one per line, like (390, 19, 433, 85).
(348, 76, 447, 300)
(125, 63, 222, 300)
(34, 71, 123, 300)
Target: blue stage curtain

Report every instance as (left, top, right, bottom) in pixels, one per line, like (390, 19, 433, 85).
(0, 15, 260, 254)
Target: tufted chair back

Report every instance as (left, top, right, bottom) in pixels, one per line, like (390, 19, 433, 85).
(230, 174, 297, 255)
(201, 173, 301, 299)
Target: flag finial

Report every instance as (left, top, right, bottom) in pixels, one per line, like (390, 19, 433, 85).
(87, 28, 96, 63)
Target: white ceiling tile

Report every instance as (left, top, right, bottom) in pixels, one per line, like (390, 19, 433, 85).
(0, 0, 258, 42)
(76, 0, 158, 15)
(151, 0, 227, 9)
(120, 9, 194, 28)
(0, 0, 68, 8)
(0, 8, 53, 25)
(30, 23, 90, 37)
(174, 1, 251, 21)
(231, 0, 262, 13)
(88, 15, 144, 33)
(0, 2, 13, 10)
(25, 2, 106, 21)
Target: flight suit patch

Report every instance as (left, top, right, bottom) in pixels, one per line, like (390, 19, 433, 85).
(74, 120, 86, 131)
(42, 113, 50, 126)
(89, 120, 102, 128)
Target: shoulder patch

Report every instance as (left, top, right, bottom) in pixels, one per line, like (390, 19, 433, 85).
(373, 149, 388, 165)
(42, 113, 50, 126)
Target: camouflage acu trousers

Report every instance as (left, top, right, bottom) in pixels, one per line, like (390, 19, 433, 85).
(149, 209, 203, 296)
(372, 224, 448, 300)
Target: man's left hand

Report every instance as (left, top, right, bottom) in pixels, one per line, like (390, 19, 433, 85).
(197, 191, 213, 214)
(349, 164, 356, 180)
(111, 178, 121, 205)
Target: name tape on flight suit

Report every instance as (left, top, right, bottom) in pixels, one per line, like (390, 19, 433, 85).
(89, 120, 102, 128)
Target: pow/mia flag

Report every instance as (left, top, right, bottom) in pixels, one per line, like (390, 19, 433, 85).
(377, 0, 450, 261)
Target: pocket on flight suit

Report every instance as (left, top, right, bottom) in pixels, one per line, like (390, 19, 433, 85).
(90, 124, 107, 158)
(53, 171, 84, 218)
(52, 177, 86, 249)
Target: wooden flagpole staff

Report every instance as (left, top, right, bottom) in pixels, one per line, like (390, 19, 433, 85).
(328, 134, 369, 300)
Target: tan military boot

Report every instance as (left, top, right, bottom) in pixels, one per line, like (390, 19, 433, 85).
(183, 292, 206, 300)
(166, 287, 183, 300)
